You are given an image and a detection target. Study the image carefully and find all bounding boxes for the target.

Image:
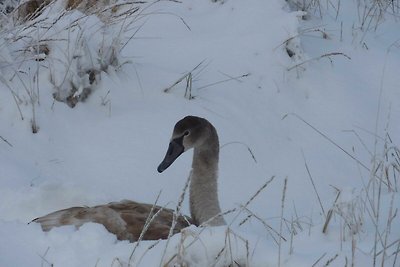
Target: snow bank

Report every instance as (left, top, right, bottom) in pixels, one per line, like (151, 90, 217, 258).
(0, 0, 399, 266)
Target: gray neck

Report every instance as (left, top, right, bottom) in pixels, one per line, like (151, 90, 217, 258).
(189, 128, 226, 226)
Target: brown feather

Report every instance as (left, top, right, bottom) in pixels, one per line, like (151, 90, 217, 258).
(32, 200, 194, 242)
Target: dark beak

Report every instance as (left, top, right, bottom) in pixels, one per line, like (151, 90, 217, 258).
(157, 139, 184, 173)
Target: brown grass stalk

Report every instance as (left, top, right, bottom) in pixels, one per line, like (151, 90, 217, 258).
(278, 177, 288, 267)
(287, 52, 351, 71)
(159, 172, 191, 266)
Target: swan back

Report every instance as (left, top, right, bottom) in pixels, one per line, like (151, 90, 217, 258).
(31, 200, 193, 241)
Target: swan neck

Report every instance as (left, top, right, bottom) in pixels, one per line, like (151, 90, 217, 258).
(189, 130, 225, 226)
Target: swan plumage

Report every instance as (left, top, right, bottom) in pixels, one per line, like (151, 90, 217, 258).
(32, 116, 225, 241)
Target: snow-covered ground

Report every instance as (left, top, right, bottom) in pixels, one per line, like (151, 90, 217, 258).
(0, 0, 399, 266)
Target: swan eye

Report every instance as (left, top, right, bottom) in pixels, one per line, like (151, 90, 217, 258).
(183, 130, 190, 136)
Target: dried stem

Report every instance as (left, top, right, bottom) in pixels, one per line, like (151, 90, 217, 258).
(0, 135, 13, 147)
(303, 152, 326, 218)
(228, 176, 275, 226)
(287, 52, 351, 71)
(128, 191, 166, 266)
(283, 113, 374, 175)
(221, 141, 257, 163)
(278, 177, 288, 267)
(159, 172, 191, 266)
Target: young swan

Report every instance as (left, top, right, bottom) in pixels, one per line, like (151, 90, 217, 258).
(158, 116, 226, 226)
(32, 116, 225, 242)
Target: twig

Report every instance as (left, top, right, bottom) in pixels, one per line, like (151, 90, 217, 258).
(393, 239, 400, 267)
(119, 18, 147, 53)
(135, 240, 161, 267)
(240, 206, 285, 245)
(381, 193, 396, 266)
(196, 73, 250, 90)
(165, 176, 276, 265)
(292, 201, 303, 232)
(159, 171, 191, 266)
(248, 177, 276, 208)
(289, 216, 295, 254)
(128, 191, 165, 266)
(274, 27, 329, 51)
(184, 72, 192, 99)
(303, 152, 326, 218)
(373, 163, 384, 266)
(229, 176, 275, 226)
(323, 253, 339, 266)
(0, 135, 13, 147)
(283, 113, 372, 173)
(322, 189, 341, 234)
(287, 52, 351, 71)
(311, 252, 327, 267)
(376, 239, 400, 256)
(218, 71, 245, 83)
(221, 141, 257, 163)
(144, 11, 191, 31)
(278, 177, 288, 267)
(342, 129, 373, 157)
(163, 60, 206, 93)
(38, 246, 53, 267)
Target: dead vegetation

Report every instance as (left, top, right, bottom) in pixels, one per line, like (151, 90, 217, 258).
(0, 0, 145, 133)
(15, 0, 123, 21)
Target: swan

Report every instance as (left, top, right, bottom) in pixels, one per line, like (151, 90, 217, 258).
(32, 116, 225, 241)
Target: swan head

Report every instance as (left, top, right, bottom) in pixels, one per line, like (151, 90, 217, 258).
(157, 116, 210, 173)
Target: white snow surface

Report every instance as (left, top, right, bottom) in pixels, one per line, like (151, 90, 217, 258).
(0, 0, 399, 266)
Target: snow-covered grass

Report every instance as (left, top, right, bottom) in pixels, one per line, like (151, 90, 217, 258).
(0, 0, 399, 266)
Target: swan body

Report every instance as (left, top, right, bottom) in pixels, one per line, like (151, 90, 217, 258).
(32, 200, 192, 241)
(32, 116, 225, 241)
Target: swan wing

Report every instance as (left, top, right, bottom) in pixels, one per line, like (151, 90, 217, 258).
(31, 200, 194, 241)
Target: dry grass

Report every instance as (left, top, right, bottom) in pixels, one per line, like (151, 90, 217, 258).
(0, 0, 149, 133)
(163, 60, 250, 100)
(278, 177, 288, 267)
(283, 108, 399, 266)
(0, 134, 13, 147)
(155, 176, 279, 267)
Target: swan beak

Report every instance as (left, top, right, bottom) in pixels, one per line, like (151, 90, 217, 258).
(157, 139, 184, 173)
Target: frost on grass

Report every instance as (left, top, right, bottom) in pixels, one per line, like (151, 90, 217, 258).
(0, 0, 139, 108)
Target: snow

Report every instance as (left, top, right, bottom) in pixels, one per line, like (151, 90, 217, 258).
(0, 0, 399, 266)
